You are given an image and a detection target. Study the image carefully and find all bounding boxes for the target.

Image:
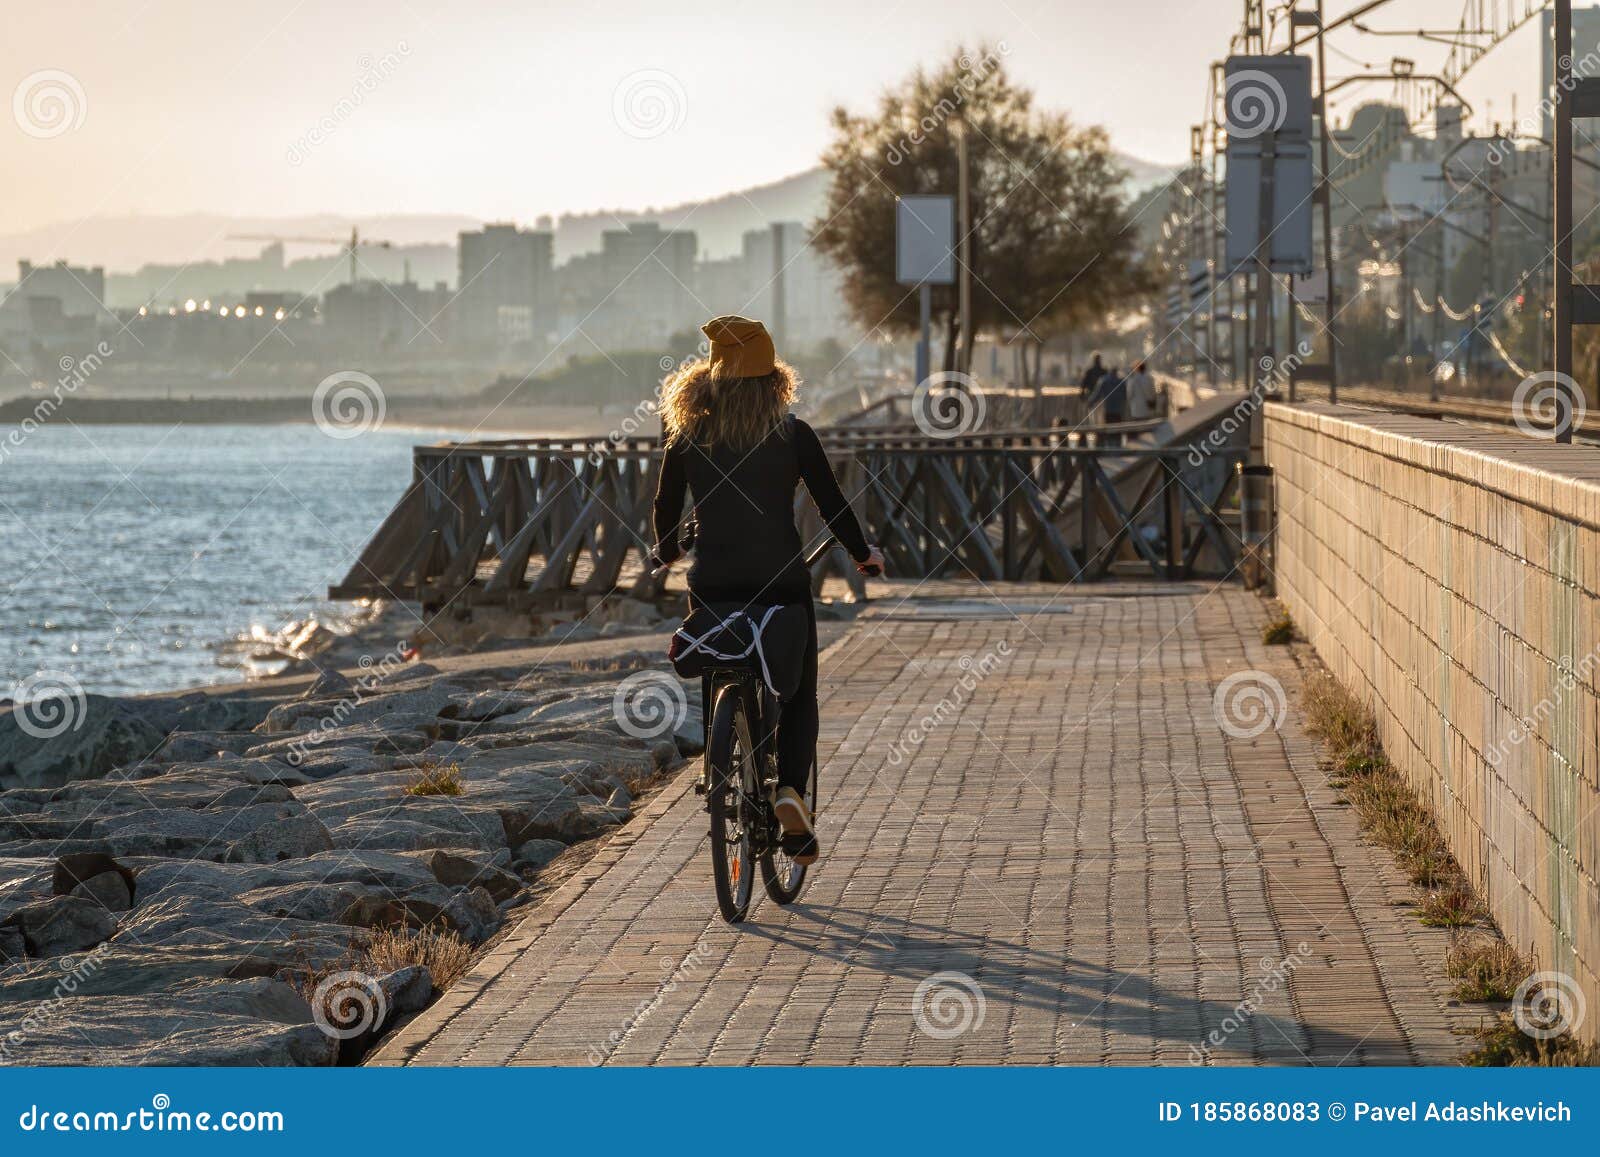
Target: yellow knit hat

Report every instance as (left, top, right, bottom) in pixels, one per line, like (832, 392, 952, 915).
(702, 315, 776, 378)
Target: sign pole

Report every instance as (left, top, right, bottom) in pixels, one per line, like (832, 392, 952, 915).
(1555, 0, 1575, 443)
(917, 282, 932, 388)
(1314, 0, 1338, 403)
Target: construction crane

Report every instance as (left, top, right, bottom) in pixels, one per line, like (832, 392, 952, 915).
(225, 226, 393, 286)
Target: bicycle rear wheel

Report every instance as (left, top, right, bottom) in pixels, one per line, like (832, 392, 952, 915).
(761, 749, 817, 904)
(707, 683, 755, 923)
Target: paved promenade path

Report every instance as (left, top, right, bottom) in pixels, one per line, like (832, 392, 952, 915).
(373, 582, 1473, 1066)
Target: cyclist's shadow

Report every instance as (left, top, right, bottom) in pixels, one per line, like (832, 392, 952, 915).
(734, 903, 1350, 1059)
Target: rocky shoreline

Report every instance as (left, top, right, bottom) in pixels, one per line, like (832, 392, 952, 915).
(0, 606, 712, 1065)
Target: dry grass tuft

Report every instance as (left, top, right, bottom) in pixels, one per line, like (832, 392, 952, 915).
(1262, 614, 1295, 645)
(361, 925, 474, 991)
(403, 761, 463, 797)
(1301, 673, 1380, 760)
(1445, 936, 1529, 1003)
(1465, 1017, 1600, 1067)
(1415, 881, 1484, 927)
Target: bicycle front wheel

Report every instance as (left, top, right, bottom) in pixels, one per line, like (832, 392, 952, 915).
(707, 684, 755, 923)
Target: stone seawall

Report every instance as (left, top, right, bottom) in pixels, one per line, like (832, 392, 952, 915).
(1265, 402, 1600, 1042)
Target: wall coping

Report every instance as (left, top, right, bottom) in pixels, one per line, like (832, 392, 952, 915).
(1266, 402, 1600, 532)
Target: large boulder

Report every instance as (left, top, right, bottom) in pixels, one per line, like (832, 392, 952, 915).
(236, 881, 372, 924)
(128, 849, 444, 908)
(224, 814, 335, 864)
(328, 810, 504, 854)
(53, 852, 135, 899)
(245, 719, 437, 764)
(96, 801, 313, 859)
(3, 895, 118, 956)
(448, 688, 547, 722)
(70, 871, 132, 913)
(0, 696, 170, 791)
(257, 682, 465, 736)
(168, 693, 276, 735)
(0, 977, 339, 1066)
(110, 895, 358, 966)
(378, 965, 433, 1015)
(148, 731, 263, 764)
(416, 849, 522, 902)
(511, 838, 566, 871)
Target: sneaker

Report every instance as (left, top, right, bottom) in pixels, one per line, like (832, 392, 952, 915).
(773, 787, 813, 837)
(784, 832, 820, 866)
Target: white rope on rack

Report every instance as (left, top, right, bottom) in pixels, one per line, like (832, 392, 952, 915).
(1407, 286, 1474, 320)
(1484, 326, 1530, 379)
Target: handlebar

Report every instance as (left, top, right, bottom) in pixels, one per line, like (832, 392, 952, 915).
(804, 538, 882, 577)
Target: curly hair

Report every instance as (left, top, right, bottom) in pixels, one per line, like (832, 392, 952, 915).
(657, 358, 798, 451)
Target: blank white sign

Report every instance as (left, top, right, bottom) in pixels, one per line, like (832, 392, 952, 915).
(896, 195, 956, 286)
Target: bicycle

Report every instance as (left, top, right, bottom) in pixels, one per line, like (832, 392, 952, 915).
(688, 538, 881, 923)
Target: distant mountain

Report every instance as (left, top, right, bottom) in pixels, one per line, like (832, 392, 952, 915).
(546, 169, 835, 262)
(0, 153, 1178, 279)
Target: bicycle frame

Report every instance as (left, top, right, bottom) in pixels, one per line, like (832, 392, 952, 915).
(698, 671, 779, 827)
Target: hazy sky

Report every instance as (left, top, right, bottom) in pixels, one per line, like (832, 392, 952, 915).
(1, 0, 1548, 235)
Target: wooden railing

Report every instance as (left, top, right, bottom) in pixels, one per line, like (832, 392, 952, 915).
(331, 426, 1247, 607)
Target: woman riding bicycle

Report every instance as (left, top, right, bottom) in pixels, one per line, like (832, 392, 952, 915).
(650, 315, 884, 865)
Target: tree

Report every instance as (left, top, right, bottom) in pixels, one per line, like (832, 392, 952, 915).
(811, 45, 1152, 386)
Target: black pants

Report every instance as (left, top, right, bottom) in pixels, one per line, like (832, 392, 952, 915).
(774, 596, 819, 792)
(692, 589, 817, 793)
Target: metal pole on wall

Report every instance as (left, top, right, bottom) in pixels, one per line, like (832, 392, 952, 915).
(955, 117, 972, 377)
(917, 282, 932, 388)
(1314, 0, 1338, 403)
(1555, 0, 1576, 443)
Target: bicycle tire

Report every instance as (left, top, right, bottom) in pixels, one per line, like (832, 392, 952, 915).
(707, 683, 755, 923)
(761, 748, 817, 904)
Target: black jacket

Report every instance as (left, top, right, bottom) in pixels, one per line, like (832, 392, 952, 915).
(652, 415, 870, 602)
